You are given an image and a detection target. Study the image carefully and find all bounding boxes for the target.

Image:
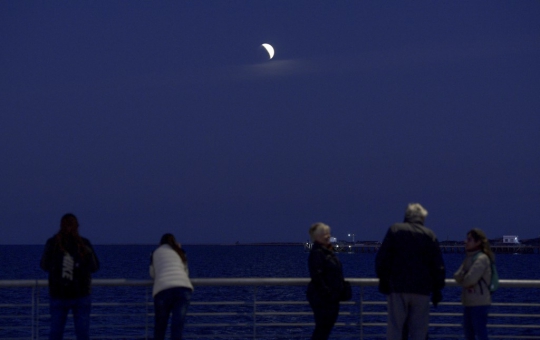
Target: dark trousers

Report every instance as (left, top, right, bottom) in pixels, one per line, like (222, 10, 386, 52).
(309, 300, 340, 340)
(154, 287, 192, 340)
(49, 295, 91, 340)
(463, 305, 489, 340)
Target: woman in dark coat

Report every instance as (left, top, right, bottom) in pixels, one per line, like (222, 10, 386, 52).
(306, 222, 345, 340)
(40, 213, 100, 340)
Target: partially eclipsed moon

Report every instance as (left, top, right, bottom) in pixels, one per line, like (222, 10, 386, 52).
(261, 43, 274, 59)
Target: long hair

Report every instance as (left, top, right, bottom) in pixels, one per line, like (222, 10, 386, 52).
(468, 228, 495, 263)
(160, 233, 187, 264)
(55, 213, 88, 257)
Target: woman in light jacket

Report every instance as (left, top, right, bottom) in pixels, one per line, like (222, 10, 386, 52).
(454, 228, 494, 340)
(150, 233, 193, 340)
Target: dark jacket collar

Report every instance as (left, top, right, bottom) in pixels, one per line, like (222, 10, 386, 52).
(312, 241, 333, 252)
(404, 216, 425, 225)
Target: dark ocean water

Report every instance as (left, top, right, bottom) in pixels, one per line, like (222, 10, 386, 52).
(1, 245, 540, 339)
(1, 244, 540, 281)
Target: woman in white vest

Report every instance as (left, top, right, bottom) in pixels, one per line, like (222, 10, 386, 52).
(150, 233, 194, 340)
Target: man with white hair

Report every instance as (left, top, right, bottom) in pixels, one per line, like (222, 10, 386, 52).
(375, 203, 446, 340)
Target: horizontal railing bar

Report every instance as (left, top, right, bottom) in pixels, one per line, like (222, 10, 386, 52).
(92, 302, 147, 307)
(192, 301, 251, 305)
(489, 324, 540, 328)
(3, 278, 540, 288)
(363, 322, 464, 328)
(254, 322, 315, 327)
(87, 337, 147, 340)
(362, 301, 387, 305)
(490, 313, 540, 318)
(256, 312, 313, 316)
(183, 335, 268, 339)
(254, 301, 309, 305)
(492, 302, 540, 307)
(0, 314, 33, 318)
(89, 313, 150, 318)
(490, 337, 540, 339)
(0, 326, 32, 330)
(92, 325, 151, 329)
(429, 323, 461, 327)
(188, 312, 251, 316)
(188, 323, 251, 327)
(364, 301, 463, 306)
(360, 322, 387, 326)
(37, 313, 149, 318)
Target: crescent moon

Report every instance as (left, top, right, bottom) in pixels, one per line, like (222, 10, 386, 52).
(261, 43, 274, 59)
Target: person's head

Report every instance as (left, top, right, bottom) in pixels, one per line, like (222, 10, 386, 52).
(465, 228, 488, 251)
(56, 213, 86, 255)
(159, 233, 187, 264)
(160, 233, 177, 247)
(465, 228, 495, 261)
(309, 222, 331, 246)
(404, 203, 428, 222)
(59, 213, 80, 237)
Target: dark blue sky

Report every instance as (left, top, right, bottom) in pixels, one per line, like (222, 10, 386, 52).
(1, 2, 539, 245)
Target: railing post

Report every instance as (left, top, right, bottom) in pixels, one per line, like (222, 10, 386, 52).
(252, 285, 257, 340)
(35, 280, 42, 340)
(145, 286, 150, 340)
(359, 285, 363, 340)
(32, 282, 36, 340)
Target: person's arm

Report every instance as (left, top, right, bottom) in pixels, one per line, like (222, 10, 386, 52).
(375, 229, 394, 295)
(430, 239, 446, 291)
(149, 251, 156, 278)
(459, 254, 489, 287)
(183, 262, 189, 276)
(149, 264, 155, 278)
(308, 249, 331, 297)
(40, 239, 54, 272)
(84, 240, 100, 273)
(375, 228, 393, 279)
(454, 263, 465, 283)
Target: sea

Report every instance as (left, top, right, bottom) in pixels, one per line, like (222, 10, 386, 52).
(1, 244, 540, 339)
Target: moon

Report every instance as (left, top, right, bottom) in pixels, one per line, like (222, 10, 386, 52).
(261, 43, 274, 59)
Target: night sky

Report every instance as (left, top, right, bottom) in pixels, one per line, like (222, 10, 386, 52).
(1, 2, 539, 245)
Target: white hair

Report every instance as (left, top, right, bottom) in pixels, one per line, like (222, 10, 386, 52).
(309, 222, 330, 242)
(405, 203, 428, 219)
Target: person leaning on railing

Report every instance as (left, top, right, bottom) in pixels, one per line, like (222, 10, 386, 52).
(150, 233, 194, 340)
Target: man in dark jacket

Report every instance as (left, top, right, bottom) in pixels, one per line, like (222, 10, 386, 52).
(375, 203, 445, 340)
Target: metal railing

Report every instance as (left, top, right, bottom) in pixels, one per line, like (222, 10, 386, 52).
(1, 278, 540, 339)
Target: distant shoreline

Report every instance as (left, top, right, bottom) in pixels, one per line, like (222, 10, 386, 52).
(3, 238, 540, 247)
